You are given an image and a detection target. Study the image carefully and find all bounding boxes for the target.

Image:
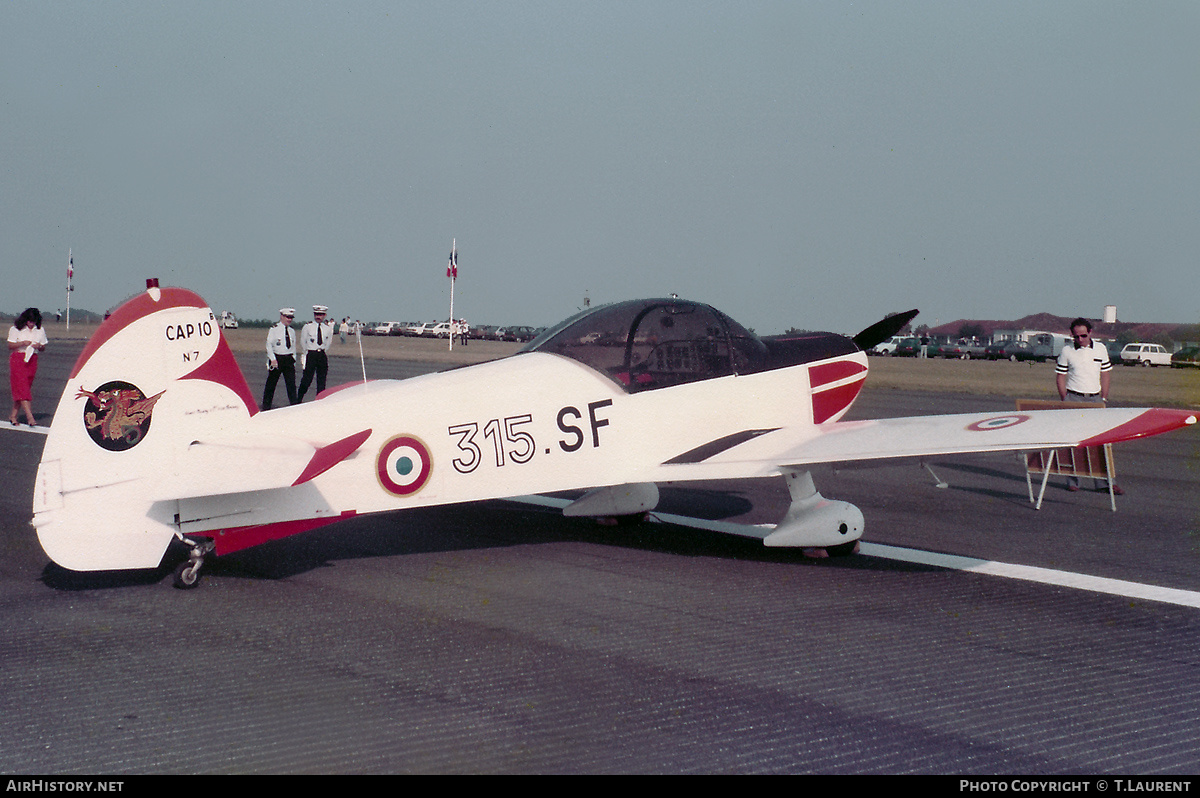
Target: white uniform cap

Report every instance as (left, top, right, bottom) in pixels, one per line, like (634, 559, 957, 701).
(280, 308, 296, 316)
(313, 305, 328, 313)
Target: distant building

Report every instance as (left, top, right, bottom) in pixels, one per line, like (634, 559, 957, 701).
(932, 312, 1184, 350)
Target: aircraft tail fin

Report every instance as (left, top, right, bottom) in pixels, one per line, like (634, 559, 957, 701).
(34, 284, 260, 572)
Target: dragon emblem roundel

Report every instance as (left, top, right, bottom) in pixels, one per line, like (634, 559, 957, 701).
(77, 381, 166, 452)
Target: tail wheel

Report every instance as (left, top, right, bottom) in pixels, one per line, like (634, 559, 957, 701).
(173, 561, 201, 589)
(171, 537, 213, 589)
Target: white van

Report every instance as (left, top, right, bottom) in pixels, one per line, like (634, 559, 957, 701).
(872, 336, 904, 356)
(1119, 343, 1171, 367)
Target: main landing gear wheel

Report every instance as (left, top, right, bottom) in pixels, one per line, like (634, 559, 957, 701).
(825, 541, 860, 557)
(595, 512, 651, 527)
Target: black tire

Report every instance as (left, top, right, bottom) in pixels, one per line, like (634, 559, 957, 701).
(173, 561, 201, 589)
(825, 541, 859, 557)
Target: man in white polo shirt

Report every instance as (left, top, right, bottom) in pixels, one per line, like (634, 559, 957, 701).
(1055, 317, 1122, 494)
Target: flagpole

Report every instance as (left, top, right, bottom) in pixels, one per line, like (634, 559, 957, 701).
(447, 239, 457, 352)
(66, 249, 73, 331)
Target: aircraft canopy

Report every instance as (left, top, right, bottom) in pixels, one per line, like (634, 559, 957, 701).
(522, 298, 768, 392)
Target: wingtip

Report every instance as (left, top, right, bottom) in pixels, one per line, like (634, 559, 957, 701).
(1079, 408, 1198, 447)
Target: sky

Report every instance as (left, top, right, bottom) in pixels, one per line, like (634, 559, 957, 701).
(2, 1, 1196, 335)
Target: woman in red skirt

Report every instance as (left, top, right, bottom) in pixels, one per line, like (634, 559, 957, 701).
(8, 308, 48, 426)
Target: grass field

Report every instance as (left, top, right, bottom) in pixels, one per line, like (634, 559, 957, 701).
(863, 355, 1200, 408)
(40, 321, 1200, 408)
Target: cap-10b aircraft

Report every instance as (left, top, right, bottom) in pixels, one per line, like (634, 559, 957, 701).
(18, 283, 1197, 587)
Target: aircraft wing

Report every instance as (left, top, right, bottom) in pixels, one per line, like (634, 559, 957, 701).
(656, 407, 1196, 479)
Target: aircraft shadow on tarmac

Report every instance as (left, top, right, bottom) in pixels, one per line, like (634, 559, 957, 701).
(831, 454, 1048, 507)
(38, 486, 934, 589)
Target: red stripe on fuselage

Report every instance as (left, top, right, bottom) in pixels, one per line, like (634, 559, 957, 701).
(316, 380, 376, 399)
(812, 377, 866, 424)
(209, 511, 358, 556)
(809, 359, 867, 389)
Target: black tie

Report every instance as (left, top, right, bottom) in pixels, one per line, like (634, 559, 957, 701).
(285, 327, 291, 348)
(317, 325, 322, 345)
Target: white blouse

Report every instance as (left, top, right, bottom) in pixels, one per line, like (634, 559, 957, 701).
(8, 325, 49, 361)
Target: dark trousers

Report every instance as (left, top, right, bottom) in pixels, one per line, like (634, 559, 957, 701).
(262, 354, 297, 410)
(1065, 391, 1108, 488)
(297, 350, 328, 402)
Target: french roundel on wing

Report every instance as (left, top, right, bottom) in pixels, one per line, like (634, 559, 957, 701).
(966, 414, 1031, 432)
(376, 435, 433, 496)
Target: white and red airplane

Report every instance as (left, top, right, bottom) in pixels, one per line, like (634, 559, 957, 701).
(15, 283, 1197, 587)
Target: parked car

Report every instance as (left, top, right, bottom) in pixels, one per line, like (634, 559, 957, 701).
(1170, 346, 1200, 368)
(928, 341, 969, 359)
(985, 341, 1052, 362)
(983, 342, 1008, 360)
(1120, 342, 1172, 367)
(961, 340, 988, 359)
(499, 325, 538, 342)
(429, 322, 453, 338)
(871, 335, 905, 356)
(407, 323, 435, 336)
(893, 337, 922, 357)
(219, 311, 238, 329)
(368, 321, 403, 336)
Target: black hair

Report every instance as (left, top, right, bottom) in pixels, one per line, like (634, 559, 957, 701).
(1069, 317, 1093, 333)
(15, 308, 42, 329)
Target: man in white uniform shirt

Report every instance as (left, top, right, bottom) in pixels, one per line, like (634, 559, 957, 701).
(1055, 317, 1121, 493)
(298, 304, 334, 402)
(262, 308, 298, 410)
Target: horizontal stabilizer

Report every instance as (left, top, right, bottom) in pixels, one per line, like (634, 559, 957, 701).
(155, 429, 371, 500)
(292, 429, 373, 486)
